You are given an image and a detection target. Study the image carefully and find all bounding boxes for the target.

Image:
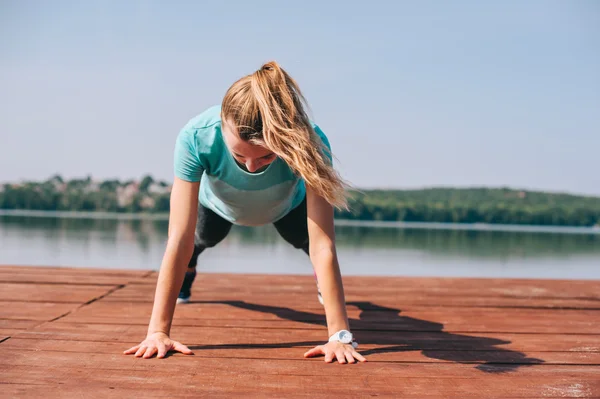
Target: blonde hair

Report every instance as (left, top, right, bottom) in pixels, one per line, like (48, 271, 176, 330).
(221, 61, 349, 209)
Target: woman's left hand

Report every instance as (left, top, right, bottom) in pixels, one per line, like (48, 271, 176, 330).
(304, 341, 367, 363)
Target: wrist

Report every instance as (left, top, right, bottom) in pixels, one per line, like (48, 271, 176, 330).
(328, 322, 350, 338)
(147, 329, 169, 337)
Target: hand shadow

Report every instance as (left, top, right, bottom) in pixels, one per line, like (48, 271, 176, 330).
(188, 300, 544, 373)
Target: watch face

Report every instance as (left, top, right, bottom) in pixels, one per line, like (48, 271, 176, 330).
(339, 331, 351, 343)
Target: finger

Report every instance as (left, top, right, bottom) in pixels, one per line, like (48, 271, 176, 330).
(352, 351, 367, 362)
(172, 341, 194, 355)
(123, 344, 141, 355)
(303, 346, 324, 358)
(344, 351, 356, 364)
(143, 346, 158, 359)
(156, 344, 168, 359)
(324, 350, 335, 363)
(335, 350, 347, 364)
(134, 346, 147, 357)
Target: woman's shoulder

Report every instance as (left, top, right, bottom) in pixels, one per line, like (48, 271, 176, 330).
(307, 120, 332, 165)
(174, 105, 225, 178)
(181, 105, 223, 132)
(311, 122, 330, 146)
(176, 105, 223, 150)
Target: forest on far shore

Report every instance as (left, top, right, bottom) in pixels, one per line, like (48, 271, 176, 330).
(2, 175, 599, 227)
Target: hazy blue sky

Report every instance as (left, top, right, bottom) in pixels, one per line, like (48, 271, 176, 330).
(1, 0, 599, 195)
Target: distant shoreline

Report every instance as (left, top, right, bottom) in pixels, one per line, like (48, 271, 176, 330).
(2, 209, 598, 235)
(3, 178, 599, 227)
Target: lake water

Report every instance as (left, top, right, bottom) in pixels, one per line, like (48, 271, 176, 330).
(1, 213, 599, 279)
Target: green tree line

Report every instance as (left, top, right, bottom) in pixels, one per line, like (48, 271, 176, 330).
(1, 176, 599, 227)
(336, 188, 600, 227)
(0, 175, 171, 214)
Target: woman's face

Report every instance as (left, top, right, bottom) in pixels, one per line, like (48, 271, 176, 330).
(222, 119, 277, 173)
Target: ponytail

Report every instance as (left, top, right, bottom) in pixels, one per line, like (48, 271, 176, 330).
(222, 61, 349, 209)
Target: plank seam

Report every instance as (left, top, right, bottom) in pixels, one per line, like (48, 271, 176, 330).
(79, 284, 127, 307)
(31, 285, 128, 328)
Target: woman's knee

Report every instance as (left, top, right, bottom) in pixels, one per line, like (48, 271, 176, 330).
(275, 228, 309, 251)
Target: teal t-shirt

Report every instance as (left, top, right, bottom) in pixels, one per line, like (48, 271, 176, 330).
(173, 105, 332, 226)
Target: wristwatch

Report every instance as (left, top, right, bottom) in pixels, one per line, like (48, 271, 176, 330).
(328, 329, 358, 348)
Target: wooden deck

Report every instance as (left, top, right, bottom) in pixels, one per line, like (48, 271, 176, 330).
(0, 265, 599, 398)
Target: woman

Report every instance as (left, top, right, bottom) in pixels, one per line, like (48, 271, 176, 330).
(124, 61, 366, 364)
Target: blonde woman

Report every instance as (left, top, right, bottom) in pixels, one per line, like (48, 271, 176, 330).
(124, 61, 366, 364)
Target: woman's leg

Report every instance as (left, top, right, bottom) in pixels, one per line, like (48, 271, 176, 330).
(178, 202, 232, 303)
(187, 203, 233, 271)
(273, 197, 323, 304)
(273, 197, 309, 254)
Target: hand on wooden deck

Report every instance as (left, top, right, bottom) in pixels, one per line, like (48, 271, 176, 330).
(304, 341, 367, 364)
(123, 332, 194, 359)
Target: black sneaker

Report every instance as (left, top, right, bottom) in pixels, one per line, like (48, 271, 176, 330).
(177, 269, 197, 304)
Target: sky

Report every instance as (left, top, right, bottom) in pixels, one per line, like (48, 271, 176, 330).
(1, 0, 599, 195)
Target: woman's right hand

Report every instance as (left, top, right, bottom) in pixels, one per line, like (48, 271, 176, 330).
(123, 332, 194, 359)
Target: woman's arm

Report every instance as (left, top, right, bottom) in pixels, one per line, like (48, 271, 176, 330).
(148, 177, 200, 334)
(303, 187, 366, 363)
(306, 187, 349, 335)
(124, 177, 200, 359)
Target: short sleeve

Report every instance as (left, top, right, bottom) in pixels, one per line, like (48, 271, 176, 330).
(312, 123, 333, 165)
(174, 129, 204, 181)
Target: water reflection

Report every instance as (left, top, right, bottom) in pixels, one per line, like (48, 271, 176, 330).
(335, 226, 600, 259)
(2, 215, 600, 258)
(1, 214, 599, 277)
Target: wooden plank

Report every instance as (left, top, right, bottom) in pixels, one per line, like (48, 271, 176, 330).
(0, 385, 223, 399)
(2, 338, 599, 365)
(0, 272, 149, 286)
(3, 373, 600, 399)
(218, 274, 600, 297)
(2, 352, 599, 398)
(2, 349, 600, 379)
(103, 285, 600, 309)
(0, 301, 79, 321)
(12, 322, 600, 354)
(1, 330, 24, 339)
(0, 266, 153, 285)
(3, 371, 598, 399)
(0, 320, 44, 339)
(2, 266, 599, 299)
(55, 310, 600, 335)
(0, 319, 41, 329)
(3, 266, 598, 298)
(55, 300, 600, 334)
(0, 265, 150, 276)
(97, 271, 600, 297)
(0, 283, 116, 303)
(123, 273, 600, 298)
